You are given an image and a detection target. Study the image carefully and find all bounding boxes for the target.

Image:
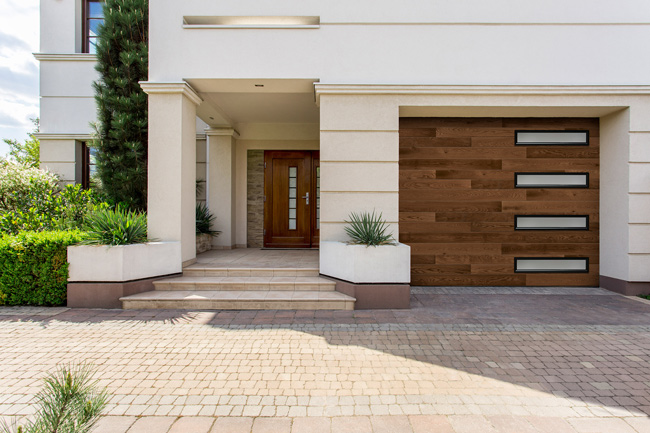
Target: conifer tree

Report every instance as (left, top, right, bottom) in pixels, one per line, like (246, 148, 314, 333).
(93, 0, 148, 210)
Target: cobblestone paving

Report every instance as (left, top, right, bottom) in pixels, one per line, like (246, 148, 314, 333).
(1, 288, 650, 432)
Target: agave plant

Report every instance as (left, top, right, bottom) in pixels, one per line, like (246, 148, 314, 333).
(196, 202, 220, 236)
(0, 363, 108, 433)
(344, 210, 395, 246)
(80, 206, 148, 245)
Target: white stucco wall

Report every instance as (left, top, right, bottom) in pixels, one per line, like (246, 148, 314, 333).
(150, 0, 650, 85)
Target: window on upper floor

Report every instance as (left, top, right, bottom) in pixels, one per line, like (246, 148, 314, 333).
(84, 0, 104, 54)
(81, 142, 97, 189)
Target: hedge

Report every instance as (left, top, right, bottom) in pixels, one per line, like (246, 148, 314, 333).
(0, 231, 86, 306)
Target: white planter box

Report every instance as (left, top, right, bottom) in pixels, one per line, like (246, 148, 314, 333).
(320, 241, 411, 284)
(68, 242, 182, 282)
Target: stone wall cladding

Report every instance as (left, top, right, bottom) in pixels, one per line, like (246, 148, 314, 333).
(247, 150, 264, 248)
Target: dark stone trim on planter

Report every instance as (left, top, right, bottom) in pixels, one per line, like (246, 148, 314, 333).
(600, 275, 650, 296)
(67, 273, 182, 309)
(321, 275, 410, 310)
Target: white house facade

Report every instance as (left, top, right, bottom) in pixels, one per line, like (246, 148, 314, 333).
(38, 0, 650, 308)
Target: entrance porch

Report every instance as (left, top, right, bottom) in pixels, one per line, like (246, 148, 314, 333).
(119, 249, 355, 310)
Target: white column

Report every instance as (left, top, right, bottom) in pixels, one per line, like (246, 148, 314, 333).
(206, 128, 239, 249)
(318, 94, 400, 243)
(141, 82, 201, 265)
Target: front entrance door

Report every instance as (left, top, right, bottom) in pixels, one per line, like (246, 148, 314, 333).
(264, 151, 320, 248)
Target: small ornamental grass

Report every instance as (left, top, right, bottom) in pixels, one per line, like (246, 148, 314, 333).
(0, 363, 108, 433)
(196, 202, 220, 237)
(81, 207, 148, 246)
(344, 210, 395, 246)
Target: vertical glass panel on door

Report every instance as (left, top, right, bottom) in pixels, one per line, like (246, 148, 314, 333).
(316, 167, 320, 230)
(288, 166, 297, 230)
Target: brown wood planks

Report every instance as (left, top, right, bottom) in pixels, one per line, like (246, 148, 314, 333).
(399, 117, 599, 287)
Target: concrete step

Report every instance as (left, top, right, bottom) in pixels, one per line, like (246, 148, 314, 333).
(153, 276, 336, 291)
(120, 290, 355, 310)
(182, 267, 319, 277)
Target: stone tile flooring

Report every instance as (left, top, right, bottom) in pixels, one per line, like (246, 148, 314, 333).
(1, 287, 650, 432)
(189, 249, 319, 269)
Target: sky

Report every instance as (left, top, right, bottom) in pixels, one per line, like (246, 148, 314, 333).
(0, 0, 39, 156)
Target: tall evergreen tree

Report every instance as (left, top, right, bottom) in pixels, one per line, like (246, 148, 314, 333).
(93, 0, 148, 210)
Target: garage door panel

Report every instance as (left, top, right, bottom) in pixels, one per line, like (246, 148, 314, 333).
(403, 231, 598, 244)
(502, 159, 598, 171)
(410, 243, 502, 255)
(432, 255, 514, 265)
(401, 159, 502, 170)
(525, 190, 599, 201)
(400, 147, 527, 159)
(435, 127, 517, 138)
(400, 117, 599, 287)
(502, 201, 598, 213)
(470, 264, 514, 275)
(401, 189, 526, 202)
(526, 147, 600, 159)
(526, 273, 599, 286)
(400, 222, 472, 233)
(399, 212, 437, 222)
(399, 136, 472, 146)
(400, 179, 471, 190)
(501, 243, 599, 255)
(435, 212, 515, 223)
(400, 200, 503, 213)
(401, 117, 504, 128)
(471, 179, 515, 189)
(434, 170, 513, 180)
(412, 265, 471, 275)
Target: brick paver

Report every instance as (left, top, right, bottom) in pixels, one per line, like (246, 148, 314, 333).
(1, 288, 650, 432)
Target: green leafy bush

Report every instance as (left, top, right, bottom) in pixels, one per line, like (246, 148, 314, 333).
(344, 210, 395, 246)
(196, 202, 219, 236)
(81, 207, 148, 245)
(0, 363, 108, 433)
(0, 161, 106, 235)
(0, 231, 86, 306)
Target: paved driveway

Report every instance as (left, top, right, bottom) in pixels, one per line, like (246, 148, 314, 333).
(1, 287, 650, 433)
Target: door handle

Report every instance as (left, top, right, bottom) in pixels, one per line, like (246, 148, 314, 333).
(302, 192, 309, 205)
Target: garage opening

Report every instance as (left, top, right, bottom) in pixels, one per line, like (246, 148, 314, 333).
(399, 117, 599, 286)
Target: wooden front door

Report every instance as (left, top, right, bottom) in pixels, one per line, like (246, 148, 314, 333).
(264, 151, 320, 248)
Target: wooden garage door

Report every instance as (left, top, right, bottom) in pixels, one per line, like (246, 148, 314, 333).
(399, 118, 599, 287)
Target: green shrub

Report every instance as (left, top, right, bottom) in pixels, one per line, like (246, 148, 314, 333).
(81, 207, 148, 245)
(0, 160, 58, 213)
(0, 231, 86, 306)
(344, 210, 395, 246)
(196, 202, 219, 236)
(0, 161, 106, 235)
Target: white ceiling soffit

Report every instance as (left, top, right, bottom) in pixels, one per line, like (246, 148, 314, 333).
(188, 79, 320, 126)
(187, 79, 318, 94)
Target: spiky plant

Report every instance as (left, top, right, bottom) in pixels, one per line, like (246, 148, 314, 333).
(344, 210, 395, 246)
(93, 0, 149, 210)
(81, 206, 148, 245)
(196, 202, 220, 236)
(0, 363, 108, 433)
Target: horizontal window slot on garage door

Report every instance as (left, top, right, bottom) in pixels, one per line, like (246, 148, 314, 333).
(515, 258, 589, 273)
(515, 215, 589, 230)
(515, 172, 589, 188)
(515, 130, 589, 146)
